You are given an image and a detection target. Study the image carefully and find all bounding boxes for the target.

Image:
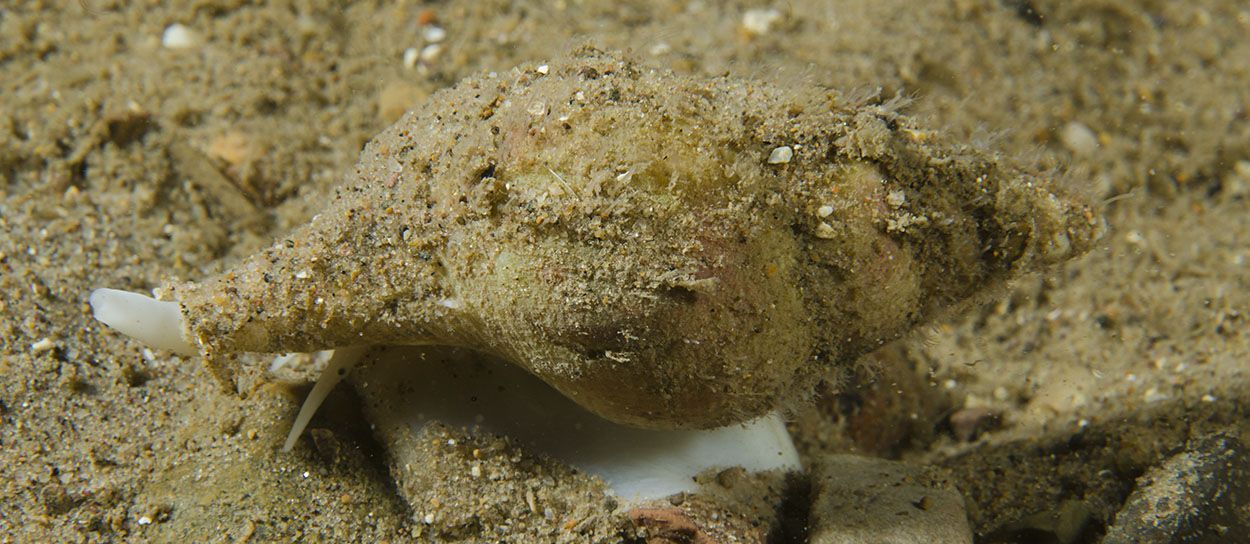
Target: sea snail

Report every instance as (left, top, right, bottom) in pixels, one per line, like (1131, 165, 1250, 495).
(91, 47, 1103, 438)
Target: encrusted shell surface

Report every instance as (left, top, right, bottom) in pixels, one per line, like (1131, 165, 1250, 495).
(167, 47, 1102, 429)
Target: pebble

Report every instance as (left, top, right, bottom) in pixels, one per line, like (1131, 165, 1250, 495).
(419, 44, 443, 63)
(1102, 433, 1248, 543)
(402, 47, 420, 68)
(207, 131, 259, 170)
(741, 8, 783, 36)
(422, 25, 446, 43)
(814, 222, 836, 239)
(30, 338, 55, 353)
(161, 24, 201, 49)
(809, 454, 973, 544)
(767, 145, 793, 164)
(1060, 121, 1099, 156)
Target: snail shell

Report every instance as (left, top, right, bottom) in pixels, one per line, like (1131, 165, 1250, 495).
(164, 47, 1102, 429)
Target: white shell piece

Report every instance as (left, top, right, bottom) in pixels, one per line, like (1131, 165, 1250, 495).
(89, 288, 195, 356)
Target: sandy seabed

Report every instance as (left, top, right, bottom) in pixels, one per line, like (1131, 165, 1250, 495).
(1, 1, 1247, 542)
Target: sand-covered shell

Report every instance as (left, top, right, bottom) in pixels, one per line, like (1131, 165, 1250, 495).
(162, 47, 1102, 429)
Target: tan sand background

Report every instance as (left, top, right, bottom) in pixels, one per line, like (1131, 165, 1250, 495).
(1, 1, 1247, 541)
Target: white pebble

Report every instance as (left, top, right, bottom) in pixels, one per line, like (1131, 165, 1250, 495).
(767, 145, 793, 164)
(402, 47, 420, 68)
(137, 516, 152, 526)
(742, 8, 783, 36)
(470, 465, 482, 478)
(1060, 121, 1099, 156)
(161, 24, 201, 49)
(814, 222, 836, 239)
(536, 64, 550, 75)
(419, 43, 443, 63)
(422, 26, 446, 43)
(30, 338, 55, 353)
(816, 205, 834, 218)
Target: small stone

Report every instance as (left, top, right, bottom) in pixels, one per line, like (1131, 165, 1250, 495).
(742, 8, 783, 36)
(816, 205, 834, 218)
(422, 26, 446, 43)
(415, 8, 437, 26)
(536, 64, 550, 75)
(1103, 434, 1249, 544)
(402, 47, 420, 68)
(419, 43, 443, 63)
(810, 454, 973, 544)
(207, 131, 259, 170)
(161, 24, 200, 49)
(1060, 121, 1099, 156)
(815, 222, 836, 239)
(30, 338, 55, 353)
(767, 145, 793, 164)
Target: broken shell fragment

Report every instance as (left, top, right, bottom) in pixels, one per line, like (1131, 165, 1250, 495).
(89, 289, 195, 356)
(91, 47, 1102, 430)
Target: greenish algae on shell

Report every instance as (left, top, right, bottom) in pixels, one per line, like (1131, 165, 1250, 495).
(165, 46, 1103, 430)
